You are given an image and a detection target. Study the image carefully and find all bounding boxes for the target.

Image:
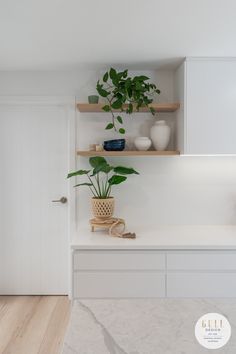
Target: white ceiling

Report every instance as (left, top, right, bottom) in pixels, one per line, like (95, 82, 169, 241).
(1, 0, 236, 70)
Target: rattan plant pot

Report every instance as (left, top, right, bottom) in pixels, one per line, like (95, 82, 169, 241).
(91, 197, 115, 220)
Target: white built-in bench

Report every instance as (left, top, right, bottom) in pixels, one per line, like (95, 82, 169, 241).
(71, 225, 236, 298)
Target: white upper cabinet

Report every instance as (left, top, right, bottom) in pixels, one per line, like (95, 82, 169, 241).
(175, 58, 236, 154)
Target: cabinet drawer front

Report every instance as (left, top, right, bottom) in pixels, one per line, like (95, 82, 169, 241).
(167, 273, 236, 297)
(167, 252, 236, 270)
(74, 272, 165, 298)
(74, 251, 165, 270)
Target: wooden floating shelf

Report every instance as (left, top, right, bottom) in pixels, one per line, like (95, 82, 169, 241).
(77, 102, 180, 113)
(77, 150, 180, 157)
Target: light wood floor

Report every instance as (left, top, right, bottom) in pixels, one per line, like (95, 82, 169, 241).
(0, 296, 71, 354)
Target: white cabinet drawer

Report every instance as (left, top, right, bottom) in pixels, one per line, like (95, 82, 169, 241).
(167, 273, 236, 297)
(74, 271, 165, 298)
(74, 251, 165, 270)
(167, 252, 236, 270)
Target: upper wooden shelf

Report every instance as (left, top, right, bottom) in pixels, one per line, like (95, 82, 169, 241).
(77, 150, 180, 157)
(77, 102, 180, 113)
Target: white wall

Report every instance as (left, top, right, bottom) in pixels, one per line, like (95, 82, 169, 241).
(77, 156, 236, 227)
(1, 69, 236, 227)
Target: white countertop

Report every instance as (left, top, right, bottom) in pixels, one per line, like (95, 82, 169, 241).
(71, 224, 236, 250)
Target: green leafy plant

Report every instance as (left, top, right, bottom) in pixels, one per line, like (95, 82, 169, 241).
(96, 68, 161, 134)
(67, 156, 139, 198)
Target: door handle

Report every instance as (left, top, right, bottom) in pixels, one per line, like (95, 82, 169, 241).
(52, 197, 67, 204)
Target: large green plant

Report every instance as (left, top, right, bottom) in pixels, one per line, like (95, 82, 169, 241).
(96, 68, 161, 134)
(67, 156, 139, 199)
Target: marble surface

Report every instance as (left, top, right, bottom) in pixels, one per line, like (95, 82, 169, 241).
(71, 224, 236, 249)
(63, 299, 236, 354)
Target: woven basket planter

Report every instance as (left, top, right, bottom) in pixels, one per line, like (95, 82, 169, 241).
(91, 197, 115, 220)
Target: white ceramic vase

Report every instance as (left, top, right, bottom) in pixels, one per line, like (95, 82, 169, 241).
(150, 120, 171, 151)
(134, 137, 152, 151)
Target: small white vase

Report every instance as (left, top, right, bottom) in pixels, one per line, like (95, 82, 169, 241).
(134, 137, 152, 151)
(150, 120, 171, 151)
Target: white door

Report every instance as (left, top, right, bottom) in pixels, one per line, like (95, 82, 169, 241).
(0, 97, 75, 294)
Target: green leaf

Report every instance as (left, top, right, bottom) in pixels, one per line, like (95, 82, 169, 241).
(109, 67, 117, 80)
(89, 156, 107, 168)
(108, 175, 127, 186)
(102, 105, 111, 112)
(100, 164, 113, 174)
(125, 78, 131, 89)
(117, 72, 124, 80)
(67, 170, 90, 178)
(116, 115, 123, 124)
(103, 72, 109, 82)
(111, 100, 123, 109)
(115, 92, 123, 100)
(119, 128, 125, 134)
(123, 69, 128, 78)
(91, 163, 113, 175)
(127, 87, 132, 98)
(113, 166, 139, 175)
(74, 183, 93, 187)
(135, 81, 142, 90)
(97, 87, 109, 97)
(105, 123, 114, 130)
(135, 90, 141, 100)
(138, 75, 149, 81)
(121, 95, 126, 103)
(96, 81, 109, 97)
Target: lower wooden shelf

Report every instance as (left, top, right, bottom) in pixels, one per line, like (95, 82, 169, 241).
(77, 150, 180, 157)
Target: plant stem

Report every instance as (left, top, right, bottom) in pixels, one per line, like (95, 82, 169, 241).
(101, 179, 105, 197)
(106, 185, 111, 198)
(105, 178, 111, 198)
(89, 186, 96, 197)
(87, 173, 99, 197)
(111, 110, 117, 131)
(96, 173, 102, 198)
(107, 97, 118, 131)
(104, 174, 109, 197)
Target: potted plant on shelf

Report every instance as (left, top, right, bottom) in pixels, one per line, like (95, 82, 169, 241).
(67, 156, 139, 220)
(96, 68, 161, 135)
